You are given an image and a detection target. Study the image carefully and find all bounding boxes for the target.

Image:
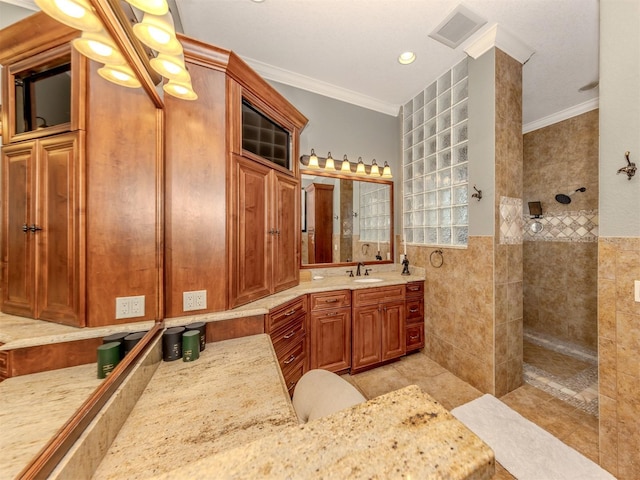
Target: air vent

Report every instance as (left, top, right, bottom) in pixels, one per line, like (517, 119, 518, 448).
(429, 4, 487, 49)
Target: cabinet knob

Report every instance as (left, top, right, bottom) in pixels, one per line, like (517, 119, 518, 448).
(29, 224, 43, 233)
(22, 223, 29, 233)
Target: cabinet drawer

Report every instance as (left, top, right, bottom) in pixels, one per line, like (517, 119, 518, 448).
(406, 281, 424, 298)
(282, 356, 305, 396)
(353, 285, 405, 306)
(406, 299, 424, 323)
(277, 338, 306, 372)
(267, 296, 307, 332)
(309, 290, 351, 311)
(406, 323, 425, 351)
(271, 317, 306, 357)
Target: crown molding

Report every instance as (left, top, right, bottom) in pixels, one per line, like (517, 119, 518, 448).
(523, 98, 599, 133)
(464, 23, 535, 64)
(243, 57, 401, 117)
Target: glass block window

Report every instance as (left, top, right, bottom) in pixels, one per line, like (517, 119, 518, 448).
(402, 58, 468, 247)
(359, 182, 391, 243)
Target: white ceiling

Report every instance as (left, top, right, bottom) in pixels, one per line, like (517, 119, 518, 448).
(2, 0, 600, 129)
(173, 0, 599, 128)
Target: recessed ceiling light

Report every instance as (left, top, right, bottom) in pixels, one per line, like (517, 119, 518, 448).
(398, 51, 416, 65)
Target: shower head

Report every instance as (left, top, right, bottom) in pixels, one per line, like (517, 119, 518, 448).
(555, 187, 586, 204)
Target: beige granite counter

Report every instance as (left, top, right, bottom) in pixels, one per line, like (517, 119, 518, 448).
(92, 332, 493, 480)
(92, 334, 298, 479)
(0, 363, 102, 479)
(152, 385, 494, 480)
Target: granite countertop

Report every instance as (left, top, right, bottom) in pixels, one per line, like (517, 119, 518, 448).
(93, 334, 493, 480)
(0, 363, 103, 479)
(92, 334, 299, 479)
(0, 266, 424, 350)
(152, 384, 494, 480)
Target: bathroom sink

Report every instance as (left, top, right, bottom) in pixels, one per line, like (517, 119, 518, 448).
(353, 278, 384, 283)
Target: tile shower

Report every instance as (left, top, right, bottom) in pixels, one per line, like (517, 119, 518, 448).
(522, 110, 599, 414)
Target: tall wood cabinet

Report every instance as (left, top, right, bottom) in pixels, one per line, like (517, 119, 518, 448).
(2, 133, 83, 325)
(0, 13, 162, 327)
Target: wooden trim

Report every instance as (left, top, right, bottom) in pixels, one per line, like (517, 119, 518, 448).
(16, 321, 164, 480)
(178, 34, 232, 71)
(155, 109, 165, 321)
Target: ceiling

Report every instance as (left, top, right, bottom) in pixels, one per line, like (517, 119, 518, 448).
(2, 0, 600, 129)
(173, 0, 599, 128)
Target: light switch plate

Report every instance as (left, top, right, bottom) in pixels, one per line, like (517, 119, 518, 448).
(635, 280, 640, 302)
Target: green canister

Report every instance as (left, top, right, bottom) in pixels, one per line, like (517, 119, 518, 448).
(97, 342, 121, 379)
(182, 330, 200, 362)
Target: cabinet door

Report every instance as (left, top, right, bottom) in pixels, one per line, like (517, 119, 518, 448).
(230, 157, 271, 307)
(352, 305, 381, 371)
(310, 307, 351, 372)
(36, 133, 83, 325)
(271, 171, 299, 292)
(381, 301, 405, 361)
(2, 142, 37, 317)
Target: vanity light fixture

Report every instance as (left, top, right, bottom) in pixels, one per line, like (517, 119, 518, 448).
(72, 29, 127, 65)
(324, 152, 335, 170)
(163, 77, 198, 100)
(35, 0, 102, 32)
(132, 11, 183, 56)
(98, 63, 142, 88)
(308, 149, 320, 168)
(398, 51, 416, 65)
(382, 161, 393, 178)
(150, 52, 190, 82)
(341, 155, 352, 173)
(370, 159, 380, 176)
(126, 0, 169, 15)
(301, 151, 392, 178)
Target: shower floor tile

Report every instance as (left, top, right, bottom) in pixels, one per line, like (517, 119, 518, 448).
(523, 332, 598, 416)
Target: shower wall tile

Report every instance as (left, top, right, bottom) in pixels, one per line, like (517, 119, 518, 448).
(598, 237, 640, 479)
(523, 210, 598, 242)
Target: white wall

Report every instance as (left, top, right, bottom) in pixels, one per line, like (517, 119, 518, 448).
(599, 0, 640, 236)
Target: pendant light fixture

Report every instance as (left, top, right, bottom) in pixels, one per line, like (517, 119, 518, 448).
(341, 155, 351, 173)
(324, 152, 335, 170)
(149, 53, 189, 82)
(301, 151, 392, 179)
(35, 0, 102, 32)
(355, 157, 366, 175)
(308, 149, 319, 168)
(370, 159, 380, 176)
(125, 0, 168, 15)
(382, 161, 393, 178)
(163, 78, 198, 100)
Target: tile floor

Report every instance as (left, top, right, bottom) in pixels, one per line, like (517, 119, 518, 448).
(343, 352, 600, 480)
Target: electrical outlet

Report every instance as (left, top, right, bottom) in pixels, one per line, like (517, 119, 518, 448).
(183, 290, 207, 312)
(635, 280, 640, 303)
(116, 296, 145, 319)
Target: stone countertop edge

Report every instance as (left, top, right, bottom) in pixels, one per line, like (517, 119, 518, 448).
(150, 384, 495, 480)
(1, 269, 425, 350)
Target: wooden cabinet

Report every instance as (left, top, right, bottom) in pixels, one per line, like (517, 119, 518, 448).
(230, 156, 300, 307)
(352, 285, 405, 372)
(266, 296, 308, 396)
(305, 183, 334, 263)
(405, 281, 425, 352)
(309, 290, 351, 373)
(1, 133, 83, 325)
(1, 14, 162, 327)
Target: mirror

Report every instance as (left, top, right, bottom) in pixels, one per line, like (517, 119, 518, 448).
(301, 171, 394, 267)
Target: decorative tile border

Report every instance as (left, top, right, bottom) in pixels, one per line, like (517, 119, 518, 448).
(523, 210, 598, 242)
(499, 196, 524, 244)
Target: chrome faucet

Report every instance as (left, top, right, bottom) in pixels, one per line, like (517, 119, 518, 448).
(356, 262, 365, 276)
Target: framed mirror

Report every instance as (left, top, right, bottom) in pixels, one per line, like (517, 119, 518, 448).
(301, 170, 394, 267)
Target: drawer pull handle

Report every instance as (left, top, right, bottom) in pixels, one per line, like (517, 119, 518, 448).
(409, 335, 419, 340)
(409, 286, 420, 291)
(409, 308, 419, 313)
(325, 298, 338, 303)
(326, 312, 337, 317)
(284, 355, 296, 365)
(284, 308, 297, 316)
(283, 330, 296, 339)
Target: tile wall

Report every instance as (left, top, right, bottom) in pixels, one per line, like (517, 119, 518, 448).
(522, 110, 599, 351)
(598, 237, 640, 479)
(494, 49, 524, 397)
